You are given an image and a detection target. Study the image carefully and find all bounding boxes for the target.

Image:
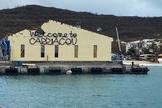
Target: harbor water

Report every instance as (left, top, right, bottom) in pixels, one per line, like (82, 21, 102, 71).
(0, 66, 162, 108)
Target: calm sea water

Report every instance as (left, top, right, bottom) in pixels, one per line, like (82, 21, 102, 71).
(0, 66, 162, 108)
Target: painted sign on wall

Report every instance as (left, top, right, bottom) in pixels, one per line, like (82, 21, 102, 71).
(29, 30, 77, 45)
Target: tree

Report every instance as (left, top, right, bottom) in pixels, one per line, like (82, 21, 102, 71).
(127, 47, 136, 56)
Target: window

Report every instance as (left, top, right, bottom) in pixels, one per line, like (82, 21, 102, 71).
(74, 45, 78, 58)
(21, 44, 25, 57)
(94, 45, 97, 58)
(55, 45, 58, 58)
(41, 45, 45, 58)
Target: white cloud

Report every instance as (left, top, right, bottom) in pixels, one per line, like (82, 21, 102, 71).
(0, 0, 162, 16)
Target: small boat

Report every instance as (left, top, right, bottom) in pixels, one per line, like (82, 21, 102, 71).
(139, 54, 155, 60)
(158, 54, 162, 63)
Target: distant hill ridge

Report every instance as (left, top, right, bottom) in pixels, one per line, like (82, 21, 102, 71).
(0, 5, 162, 41)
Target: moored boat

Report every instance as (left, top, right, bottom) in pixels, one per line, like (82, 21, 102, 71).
(139, 54, 155, 61)
(158, 54, 162, 63)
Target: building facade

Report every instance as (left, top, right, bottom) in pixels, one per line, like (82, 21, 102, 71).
(3, 20, 113, 61)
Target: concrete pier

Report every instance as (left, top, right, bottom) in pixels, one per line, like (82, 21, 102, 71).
(0, 61, 149, 75)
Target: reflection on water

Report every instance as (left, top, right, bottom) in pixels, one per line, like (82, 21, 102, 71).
(0, 67, 162, 108)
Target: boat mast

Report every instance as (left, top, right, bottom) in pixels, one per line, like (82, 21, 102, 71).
(115, 27, 123, 66)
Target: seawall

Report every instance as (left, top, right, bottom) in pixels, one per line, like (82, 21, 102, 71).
(0, 61, 149, 75)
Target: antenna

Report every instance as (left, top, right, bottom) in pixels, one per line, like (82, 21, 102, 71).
(115, 27, 123, 66)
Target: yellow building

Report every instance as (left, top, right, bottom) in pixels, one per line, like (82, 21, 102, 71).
(4, 20, 113, 61)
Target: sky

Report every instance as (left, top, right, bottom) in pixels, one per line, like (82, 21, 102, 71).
(1, 0, 162, 17)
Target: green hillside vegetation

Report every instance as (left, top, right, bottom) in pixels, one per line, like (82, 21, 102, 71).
(0, 5, 162, 53)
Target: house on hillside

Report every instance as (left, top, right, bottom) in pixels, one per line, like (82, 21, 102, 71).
(0, 20, 113, 62)
(122, 39, 162, 55)
(121, 40, 140, 53)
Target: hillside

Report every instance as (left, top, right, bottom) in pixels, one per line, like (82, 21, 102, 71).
(0, 5, 162, 53)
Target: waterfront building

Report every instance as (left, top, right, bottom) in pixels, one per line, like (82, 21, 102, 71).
(0, 20, 113, 62)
